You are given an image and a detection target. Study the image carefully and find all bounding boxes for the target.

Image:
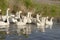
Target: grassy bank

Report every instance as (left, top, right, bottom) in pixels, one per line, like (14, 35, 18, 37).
(0, 0, 60, 17)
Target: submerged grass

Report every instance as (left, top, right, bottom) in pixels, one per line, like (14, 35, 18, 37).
(0, 31, 6, 39)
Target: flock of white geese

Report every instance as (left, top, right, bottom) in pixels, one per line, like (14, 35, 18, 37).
(0, 8, 54, 32)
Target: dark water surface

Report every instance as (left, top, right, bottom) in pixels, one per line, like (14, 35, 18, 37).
(0, 23, 60, 40)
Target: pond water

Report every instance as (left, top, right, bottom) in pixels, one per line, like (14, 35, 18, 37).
(0, 22, 60, 40)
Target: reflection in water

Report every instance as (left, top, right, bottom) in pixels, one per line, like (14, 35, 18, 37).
(5, 23, 18, 40)
(0, 22, 60, 40)
(37, 26, 45, 32)
(5, 23, 33, 40)
(17, 24, 32, 35)
(17, 25, 26, 35)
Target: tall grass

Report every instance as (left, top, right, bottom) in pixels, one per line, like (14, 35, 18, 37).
(0, 0, 8, 15)
(0, 0, 60, 17)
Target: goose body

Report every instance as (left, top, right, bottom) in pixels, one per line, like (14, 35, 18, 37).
(45, 17, 54, 29)
(37, 17, 46, 32)
(16, 11, 27, 27)
(17, 12, 27, 35)
(0, 21, 9, 28)
(27, 12, 32, 23)
(0, 8, 10, 29)
(17, 16, 27, 26)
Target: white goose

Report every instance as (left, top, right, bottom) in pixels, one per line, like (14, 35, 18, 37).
(45, 17, 54, 29)
(31, 14, 40, 24)
(16, 11, 27, 26)
(9, 14, 17, 23)
(0, 9, 10, 28)
(36, 14, 41, 23)
(16, 11, 27, 35)
(0, 8, 10, 29)
(2, 16, 7, 22)
(27, 12, 32, 23)
(36, 14, 46, 32)
(16, 11, 21, 19)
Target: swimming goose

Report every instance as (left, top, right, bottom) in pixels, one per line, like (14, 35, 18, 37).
(45, 17, 54, 29)
(0, 8, 10, 28)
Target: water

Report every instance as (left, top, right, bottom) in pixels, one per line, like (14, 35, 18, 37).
(0, 23, 60, 40)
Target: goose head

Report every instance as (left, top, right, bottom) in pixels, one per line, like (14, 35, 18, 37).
(36, 14, 40, 17)
(0, 9, 1, 12)
(19, 11, 22, 14)
(7, 8, 10, 11)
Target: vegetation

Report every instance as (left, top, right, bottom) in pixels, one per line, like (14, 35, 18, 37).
(0, 31, 6, 39)
(0, 0, 60, 17)
(0, 0, 8, 15)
